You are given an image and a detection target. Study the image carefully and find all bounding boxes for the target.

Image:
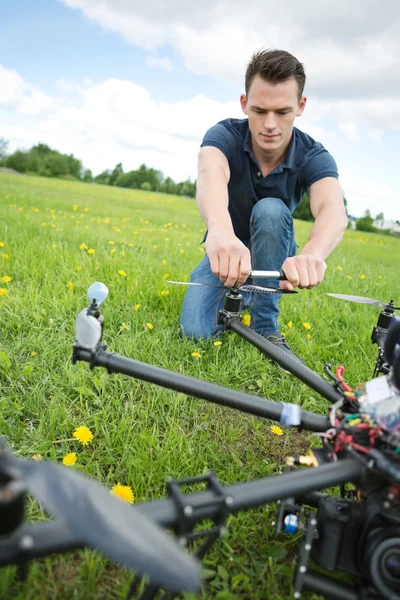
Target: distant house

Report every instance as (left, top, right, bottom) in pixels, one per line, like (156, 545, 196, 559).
(373, 219, 400, 236)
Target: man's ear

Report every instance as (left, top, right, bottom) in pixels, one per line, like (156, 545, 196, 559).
(240, 94, 248, 115)
(296, 96, 307, 117)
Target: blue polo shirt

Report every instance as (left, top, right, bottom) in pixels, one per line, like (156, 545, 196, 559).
(200, 118, 338, 241)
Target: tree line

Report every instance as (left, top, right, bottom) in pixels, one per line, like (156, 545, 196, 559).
(2, 138, 394, 230)
(0, 139, 196, 198)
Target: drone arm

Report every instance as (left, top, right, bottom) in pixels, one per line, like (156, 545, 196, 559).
(0, 520, 80, 566)
(73, 346, 329, 432)
(133, 459, 363, 530)
(223, 316, 344, 404)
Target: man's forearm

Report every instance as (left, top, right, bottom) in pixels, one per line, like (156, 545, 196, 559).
(300, 205, 348, 260)
(196, 165, 234, 232)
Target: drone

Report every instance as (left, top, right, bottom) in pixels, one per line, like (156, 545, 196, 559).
(1, 280, 399, 600)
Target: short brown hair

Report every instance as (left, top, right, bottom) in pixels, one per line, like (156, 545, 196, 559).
(245, 49, 306, 98)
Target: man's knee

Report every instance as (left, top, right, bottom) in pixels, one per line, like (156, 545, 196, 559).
(251, 197, 292, 232)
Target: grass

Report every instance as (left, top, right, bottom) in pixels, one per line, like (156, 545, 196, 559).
(0, 172, 399, 599)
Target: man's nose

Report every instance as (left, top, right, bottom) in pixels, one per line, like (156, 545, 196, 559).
(264, 113, 277, 130)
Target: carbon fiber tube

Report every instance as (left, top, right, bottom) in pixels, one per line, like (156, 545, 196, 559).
(226, 317, 343, 404)
(74, 347, 329, 432)
(301, 572, 359, 600)
(0, 521, 80, 566)
(133, 459, 363, 528)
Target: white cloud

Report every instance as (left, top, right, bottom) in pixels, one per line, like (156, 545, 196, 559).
(0, 65, 53, 115)
(339, 167, 398, 220)
(1, 66, 399, 220)
(338, 121, 360, 144)
(60, 0, 400, 99)
(145, 55, 174, 72)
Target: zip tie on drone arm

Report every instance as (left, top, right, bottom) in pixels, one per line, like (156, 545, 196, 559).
(280, 402, 302, 426)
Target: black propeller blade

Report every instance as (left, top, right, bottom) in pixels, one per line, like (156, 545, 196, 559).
(326, 293, 399, 310)
(167, 281, 297, 294)
(3, 454, 201, 593)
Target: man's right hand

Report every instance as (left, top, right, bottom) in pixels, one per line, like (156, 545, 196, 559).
(205, 230, 251, 287)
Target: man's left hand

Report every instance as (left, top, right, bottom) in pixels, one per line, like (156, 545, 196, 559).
(279, 255, 327, 291)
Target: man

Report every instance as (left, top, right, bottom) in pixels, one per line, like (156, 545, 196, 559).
(180, 48, 348, 359)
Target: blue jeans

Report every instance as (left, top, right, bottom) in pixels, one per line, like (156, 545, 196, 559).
(180, 197, 297, 339)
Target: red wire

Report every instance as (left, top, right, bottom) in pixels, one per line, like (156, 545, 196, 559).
(336, 366, 353, 392)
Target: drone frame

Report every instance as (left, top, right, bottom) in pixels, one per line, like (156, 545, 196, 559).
(68, 286, 400, 600)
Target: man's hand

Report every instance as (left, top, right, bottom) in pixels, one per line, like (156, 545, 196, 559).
(206, 230, 251, 287)
(279, 254, 327, 291)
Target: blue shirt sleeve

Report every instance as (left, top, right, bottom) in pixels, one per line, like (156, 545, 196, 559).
(200, 122, 238, 164)
(300, 145, 339, 188)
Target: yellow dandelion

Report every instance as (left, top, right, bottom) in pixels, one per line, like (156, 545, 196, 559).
(287, 321, 293, 328)
(346, 275, 352, 280)
(1, 276, 11, 283)
(271, 425, 283, 436)
(63, 452, 77, 467)
(32, 454, 42, 461)
(84, 208, 89, 212)
(336, 266, 343, 271)
(303, 322, 311, 330)
(0, 242, 4, 247)
(162, 260, 167, 265)
(191, 351, 202, 357)
(214, 341, 222, 346)
(128, 243, 133, 247)
(122, 322, 129, 330)
(180, 249, 185, 254)
(88, 248, 95, 255)
(111, 483, 135, 504)
(110, 482, 135, 504)
(160, 290, 169, 296)
(109, 240, 115, 245)
(72, 205, 78, 211)
(2, 254, 8, 259)
(307, 333, 312, 340)
(120, 251, 125, 257)
(118, 270, 127, 277)
(79, 243, 88, 250)
(31, 351, 37, 356)
(153, 245, 158, 249)
(67, 282, 74, 291)
(134, 304, 141, 310)
(378, 275, 382, 279)
(73, 426, 94, 446)
(360, 274, 366, 280)
(110, 248, 116, 254)
(163, 273, 169, 279)
(242, 314, 251, 326)
(146, 322, 153, 330)
(0, 289, 7, 296)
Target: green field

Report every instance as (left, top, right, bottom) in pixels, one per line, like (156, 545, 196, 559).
(0, 172, 399, 599)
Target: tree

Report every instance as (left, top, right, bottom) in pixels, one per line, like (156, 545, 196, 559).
(356, 214, 377, 232)
(375, 212, 384, 221)
(0, 138, 8, 161)
(109, 162, 123, 186)
(94, 170, 111, 185)
(83, 169, 93, 182)
(293, 191, 313, 221)
(140, 181, 151, 191)
(6, 150, 30, 173)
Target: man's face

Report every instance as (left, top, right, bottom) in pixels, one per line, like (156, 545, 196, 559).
(240, 75, 306, 156)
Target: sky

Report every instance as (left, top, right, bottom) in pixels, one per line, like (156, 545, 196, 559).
(1, 0, 399, 220)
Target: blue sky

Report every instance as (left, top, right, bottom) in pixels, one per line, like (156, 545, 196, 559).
(1, 0, 399, 220)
